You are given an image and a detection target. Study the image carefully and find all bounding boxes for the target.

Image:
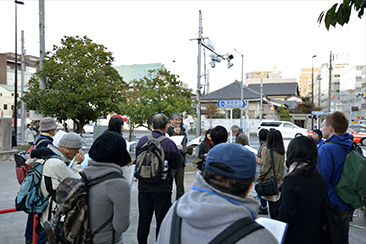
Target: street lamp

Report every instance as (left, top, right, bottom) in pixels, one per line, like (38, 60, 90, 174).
(234, 48, 244, 129)
(14, 0, 24, 145)
(311, 55, 316, 130)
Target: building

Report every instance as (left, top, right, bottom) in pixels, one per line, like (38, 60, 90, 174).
(300, 67, 320, 97)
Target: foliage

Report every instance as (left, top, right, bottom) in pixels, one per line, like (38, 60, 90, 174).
(120, 69, 193, 137)
(277, 106, 291, 121)
(22, 36, 127, 134)
(318, 0, 366, 30)
(232, 108, 241, 119)
(292, 102, 322, 114)
(205, 103, 221, 118)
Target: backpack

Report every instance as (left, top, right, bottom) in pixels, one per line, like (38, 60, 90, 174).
(134, 134, 167, 183)
(328, 141, 366, 209)
(44, 171, 124, 244)
(15, 156, 58, 214)
(26, 138, 50, 154)
(14, 151, 30, 185)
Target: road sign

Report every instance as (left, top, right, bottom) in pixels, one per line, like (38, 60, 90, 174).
(334, 94, 339, 99)
(311, 110, 328, 115)
(217, 100, 246, 108)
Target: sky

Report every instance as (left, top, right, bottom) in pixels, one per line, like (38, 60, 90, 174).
(0, 0, 365, 93)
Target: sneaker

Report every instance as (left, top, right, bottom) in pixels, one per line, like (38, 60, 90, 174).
(258, 207, 268, 215)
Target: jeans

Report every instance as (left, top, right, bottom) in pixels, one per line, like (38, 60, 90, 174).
(25, 214, 46, 244)
(259, 196, 267, 208)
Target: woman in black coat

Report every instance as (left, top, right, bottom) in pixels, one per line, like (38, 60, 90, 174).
(275, 136, 326, 244)
(197, 129, 213, 171)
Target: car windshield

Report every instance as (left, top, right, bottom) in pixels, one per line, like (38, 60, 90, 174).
(350, 125, 366, 133)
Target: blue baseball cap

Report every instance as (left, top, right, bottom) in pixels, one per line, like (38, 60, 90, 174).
(205, 143, 256, 179)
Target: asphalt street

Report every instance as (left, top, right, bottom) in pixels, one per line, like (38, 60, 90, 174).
(1, 133, 365, 243)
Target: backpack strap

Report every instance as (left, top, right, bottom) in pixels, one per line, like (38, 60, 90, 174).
(209, 217, 264, 244)
(170, 200, 182, 244)
(169, 199, 263, 244)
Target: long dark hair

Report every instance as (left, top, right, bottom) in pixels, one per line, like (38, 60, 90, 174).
(266, 129, 285, 155)
(202, 129, 212, 146)
(286, 136, 319, 177)
(108, 117, 123, 134)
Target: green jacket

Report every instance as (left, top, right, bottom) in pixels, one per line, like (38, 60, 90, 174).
(258, 148, 285, 185)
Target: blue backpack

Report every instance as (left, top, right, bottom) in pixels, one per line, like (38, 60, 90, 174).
(15, 156, 57, 214)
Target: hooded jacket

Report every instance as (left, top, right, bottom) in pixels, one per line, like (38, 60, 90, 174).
(318, 133, 354, 211)
(83, 160, 130, 244)
(157, 173, 277, 244)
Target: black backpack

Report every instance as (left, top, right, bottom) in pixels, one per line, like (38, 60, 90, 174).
(134, 134, 167, 183)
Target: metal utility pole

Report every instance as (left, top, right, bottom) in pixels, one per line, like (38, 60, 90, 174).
(196, 10, 202, 137)
(328, 51, 333, 112)
(20, 30, 25, 145)
(14, 0, 24, 145)
(39, 0, 46, 90)
(234, 48, 244, 129)
(311, 55, 316, 130)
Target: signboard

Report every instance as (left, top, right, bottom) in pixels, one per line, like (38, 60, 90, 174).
(311, 110, 328, 116)
(217, 100, 246, 108)
(334, 94, 339, 99)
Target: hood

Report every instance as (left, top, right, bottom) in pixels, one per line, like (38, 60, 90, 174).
(176, 173, 259, 229)
(83, 159, 124, 181)
(325, 133, 354, 150)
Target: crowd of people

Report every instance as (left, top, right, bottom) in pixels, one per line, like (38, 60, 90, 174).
(16, 110, 360, 244)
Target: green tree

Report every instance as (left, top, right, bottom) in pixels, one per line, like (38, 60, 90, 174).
(232, 108, 241, 119)
(22, 35, 127, 134)
(318, 0, 366, 30)
(277, 106, 291, 121)
(120, 69, 193, 138)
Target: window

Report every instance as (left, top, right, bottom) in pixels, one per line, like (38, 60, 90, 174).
(3, 104, 7, 110)
(11, 93, 14, 96)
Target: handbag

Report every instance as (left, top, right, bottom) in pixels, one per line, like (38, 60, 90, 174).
(255, 149, 279, 196)
(320, 189, 343, 244)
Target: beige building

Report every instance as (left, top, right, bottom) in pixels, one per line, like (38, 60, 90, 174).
(300, 67, 320, 97)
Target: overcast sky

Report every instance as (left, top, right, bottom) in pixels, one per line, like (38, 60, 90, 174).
(1, 0, 365, 93)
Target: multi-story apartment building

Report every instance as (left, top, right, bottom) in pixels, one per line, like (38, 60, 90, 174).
(300, 67, 320, 98)
(0, 53, 38, 117)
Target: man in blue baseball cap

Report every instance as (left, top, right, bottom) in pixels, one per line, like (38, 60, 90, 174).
(157, 143, 277, 243)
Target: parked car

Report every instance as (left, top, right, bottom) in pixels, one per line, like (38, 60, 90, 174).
(257, 121, 308, 138)
(83, 124, 94, 134)
(308, 126, 366, 146)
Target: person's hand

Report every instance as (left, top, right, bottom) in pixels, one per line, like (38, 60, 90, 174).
(177, 145, 183, 150)
(204, 153, 207, 157)
(74, 151, 85, 163)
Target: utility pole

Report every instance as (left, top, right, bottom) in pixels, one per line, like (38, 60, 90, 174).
(20, 30, 25, 145)
(196, 10, 202, 137)
(328, 51, 333, 112)
(39, 0, 46, 90)
(311, 55, 316, 130)
(234, 48, 244, 129)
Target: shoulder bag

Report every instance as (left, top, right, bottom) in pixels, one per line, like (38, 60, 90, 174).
(255, 149, 279, 196)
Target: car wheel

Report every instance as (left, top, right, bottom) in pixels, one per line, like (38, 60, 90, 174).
(295, 133, 302, 138)
(361, 138, 366, 146)
(83, 129, 85, 133)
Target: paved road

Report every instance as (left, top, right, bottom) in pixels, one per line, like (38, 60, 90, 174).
(2, 133, 365, 243)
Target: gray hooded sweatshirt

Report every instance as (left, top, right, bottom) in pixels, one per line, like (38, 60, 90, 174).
(157, 172, 278, 244)
(83, 160, 130, 244)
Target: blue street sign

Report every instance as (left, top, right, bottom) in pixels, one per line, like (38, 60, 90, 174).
(217, 100, 246, 108)
(311, 110, 327, 115)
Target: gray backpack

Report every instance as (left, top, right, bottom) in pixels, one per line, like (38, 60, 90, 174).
(134, 134, 167, 183)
